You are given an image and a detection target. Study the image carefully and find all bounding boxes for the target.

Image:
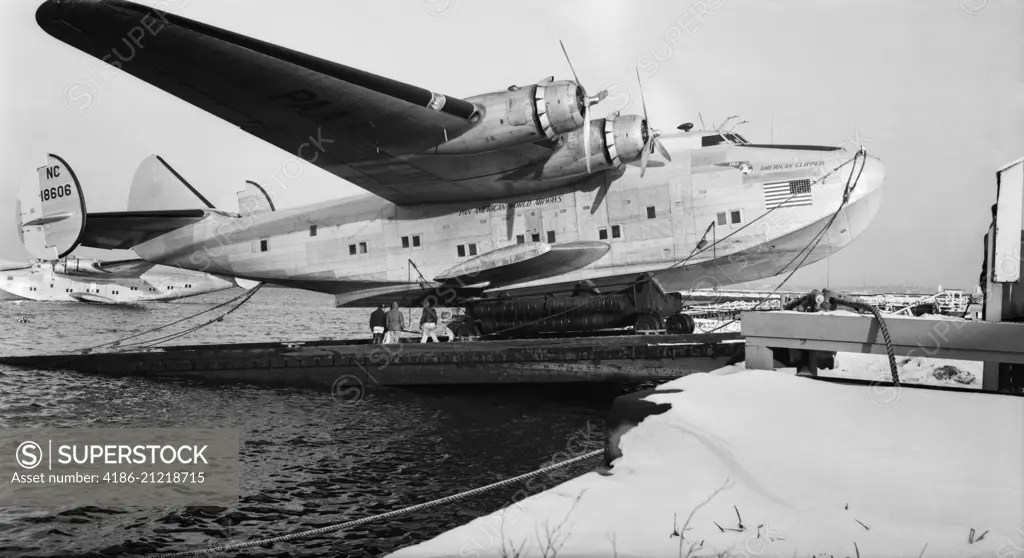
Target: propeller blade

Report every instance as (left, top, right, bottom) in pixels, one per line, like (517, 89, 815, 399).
(559, 39, 581, 86)
(635, 68, 649, 122)
(640, 137, 651, 178)
(584, 116, 592, 175)
(591, 90, 608, 104)
(655, 138, 672, 162)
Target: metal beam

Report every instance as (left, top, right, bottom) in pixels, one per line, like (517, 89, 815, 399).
(741, 311, 1024, 390)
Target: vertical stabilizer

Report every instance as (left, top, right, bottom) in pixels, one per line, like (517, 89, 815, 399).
(18, 154, 87, 260)
(236, 180, 276, 215)
(128, 155, 215, 212)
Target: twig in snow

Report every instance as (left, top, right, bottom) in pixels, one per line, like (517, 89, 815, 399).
(606, 532, 618, 558)
(854, 541, 860, 558)
(671, 513, 680, 538)
(714, 521, 725, 533)
(855, 519, 870, 531)
(733, 505, 745, 530)
(976, 530, 988, 543)
(969, 528, 975, 544)
(918, 542, 928, 557)
(677, 477, 734, 558)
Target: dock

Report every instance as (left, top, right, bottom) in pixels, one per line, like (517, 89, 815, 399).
(0, 333, 743, 388)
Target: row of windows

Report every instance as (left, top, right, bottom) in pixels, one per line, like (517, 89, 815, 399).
(262, 207, 724, 259)
(716, 210, 744, 226)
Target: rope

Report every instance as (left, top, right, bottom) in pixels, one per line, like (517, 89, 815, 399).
(703, 148, 868, 334)
(828, 296, 900, 386)
(67, 285, 262, 354)
(153, 449, 603, 557)
(473, 150, 866, 338)
(125, 285, 264, 349)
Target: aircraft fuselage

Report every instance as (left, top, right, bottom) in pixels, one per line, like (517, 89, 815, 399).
(134, 140, 885, 307)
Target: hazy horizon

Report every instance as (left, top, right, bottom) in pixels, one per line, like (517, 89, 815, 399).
(2, 0, 1021, 293)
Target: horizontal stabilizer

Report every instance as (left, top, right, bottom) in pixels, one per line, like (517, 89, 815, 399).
(79, 210, 208, 250)
(18, 154, 87, 260)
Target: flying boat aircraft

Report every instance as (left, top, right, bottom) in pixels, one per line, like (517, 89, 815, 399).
(22, 0, 885, 335)
(0, 256, 246, 304)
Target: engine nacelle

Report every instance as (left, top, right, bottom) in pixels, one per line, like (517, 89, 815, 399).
(434, 81, 587, 155)
(534, 115, 649, 180)
(53, 257, 102, 276)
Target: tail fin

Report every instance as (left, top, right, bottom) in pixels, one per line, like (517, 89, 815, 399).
(236, 180, 275, 215)
(128, 155, 215, 212)
(17, 154, 87, 260)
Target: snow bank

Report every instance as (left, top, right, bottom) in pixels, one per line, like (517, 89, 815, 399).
(389, 370, 1023, 558)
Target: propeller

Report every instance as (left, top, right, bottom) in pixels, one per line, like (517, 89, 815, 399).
(635, 68, 672, 178)
(559, 40, 607, 175)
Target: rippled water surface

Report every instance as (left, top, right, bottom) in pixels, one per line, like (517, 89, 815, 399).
(0, 288, 617, 557)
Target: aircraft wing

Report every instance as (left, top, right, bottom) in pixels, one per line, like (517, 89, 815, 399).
(55, 257, 157, 278)
(35, 0, 533, 205)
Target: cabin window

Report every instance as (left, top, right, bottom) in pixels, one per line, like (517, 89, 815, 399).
(598, 227, 608, 240)
(547, 230, 556, 243)
(359, 242, 368, 254)
(516, 235, 525, 245)
(611, 225, 621, 239)
(413, 235, 421, 247)
(647, 206, 656, 219)
(531, 232, 541, 242)
(50, 284, 53, 288)
(402, 236, 409, 248)
(260, 239, 268, 252)
(730, 210, 742, 224)
(349, 244, 357, 255)
(717, 212, 727, 226)
(457, 245, 466, 257)
(468, 243, 478, 256)
(310, 225, 317, 237)
(5, 276, 11, 280)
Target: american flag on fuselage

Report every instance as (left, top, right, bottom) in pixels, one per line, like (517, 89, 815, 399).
(763, 178, 812, 209)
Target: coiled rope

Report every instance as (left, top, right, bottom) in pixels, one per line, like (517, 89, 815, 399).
(153, 449, 603, 557)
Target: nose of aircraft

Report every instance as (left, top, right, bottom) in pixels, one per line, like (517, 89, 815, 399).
(839, 152, 885, 202)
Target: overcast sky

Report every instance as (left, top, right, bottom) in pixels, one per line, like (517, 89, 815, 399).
(1, 0, 1021, 291)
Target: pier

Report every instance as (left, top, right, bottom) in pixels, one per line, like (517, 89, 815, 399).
(0, 332, 743, 388)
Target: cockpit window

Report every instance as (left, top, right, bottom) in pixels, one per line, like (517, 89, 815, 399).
(701, 133, 748, 147)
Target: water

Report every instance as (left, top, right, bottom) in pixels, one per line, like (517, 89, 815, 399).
(0, 289, 619, 557)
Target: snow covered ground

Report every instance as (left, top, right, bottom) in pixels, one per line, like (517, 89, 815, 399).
(825, 352, 983, 389)
(390, 368, 1023, 558)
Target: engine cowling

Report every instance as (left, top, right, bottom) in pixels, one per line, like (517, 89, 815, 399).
(433, 81, 587, 155)
(53, 257, 102, 276)
(532, 115, 649, 180)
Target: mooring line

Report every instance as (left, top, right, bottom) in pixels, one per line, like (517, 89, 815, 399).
(153, 449, 603, 557)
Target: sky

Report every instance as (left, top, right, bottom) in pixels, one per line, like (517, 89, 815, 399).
(1, 0, 1021, 291)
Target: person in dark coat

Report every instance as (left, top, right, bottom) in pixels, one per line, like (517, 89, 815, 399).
(419, 299, 439, 343)
(369, 304, 386, 343)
